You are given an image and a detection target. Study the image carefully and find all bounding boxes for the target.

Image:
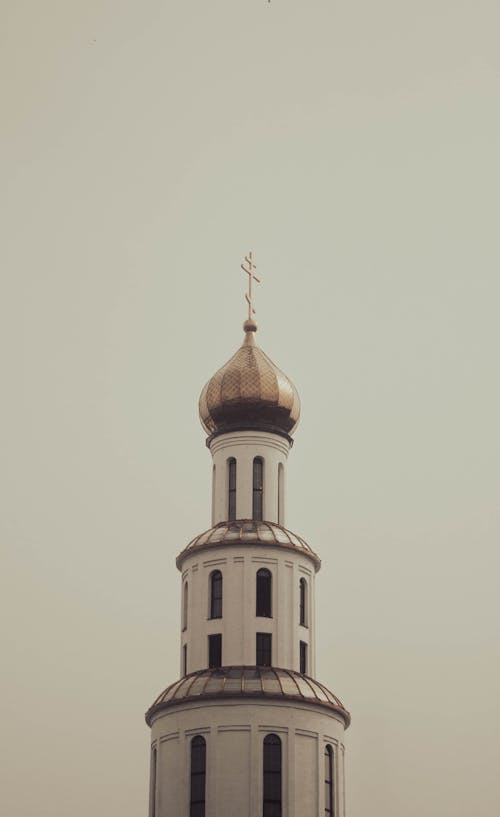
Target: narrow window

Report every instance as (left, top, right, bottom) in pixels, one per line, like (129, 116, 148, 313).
(228, 458, 236, 521)
(183, 643, 187, 676)
(209, 570, 223, 619)
(256, 632, 272, 666)
(212, 464, 216, 523)
(183, 581, 188, 630)
(300, 640, 307, 674)
(263, 734, 282, 817)
(299, 577, 307, 626)
(252, 457, 264, 521)
(256, 568, 272, 617)
(325, 745, 334, 816)
(190, 736, 206, 817)
(278, 462, 284, 524)
(150, 746, 157, 817)
(208, 633, 222, 668)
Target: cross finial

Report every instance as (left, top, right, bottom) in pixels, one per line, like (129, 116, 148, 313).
(240, 251, 261, 322)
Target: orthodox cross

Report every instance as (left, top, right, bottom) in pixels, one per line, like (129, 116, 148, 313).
(241, 251, 261, 320)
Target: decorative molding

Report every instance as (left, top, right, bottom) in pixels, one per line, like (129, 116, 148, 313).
(210, 431, 291, 458)
(258, 725, 289, 735)
(295, 728, 318, 739)
(159, 732, 179, 744)
(202, 557, 227, 567)
(184, 726, 210, 737)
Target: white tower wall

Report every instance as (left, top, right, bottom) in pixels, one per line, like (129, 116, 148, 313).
(149, 700, 346, 817)
(179, 544, 317, 676)
(210, 431, 290, 526)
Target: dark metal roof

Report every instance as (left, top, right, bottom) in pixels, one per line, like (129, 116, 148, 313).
(176, 520, 321, 570)
(145, 666, 350, 727)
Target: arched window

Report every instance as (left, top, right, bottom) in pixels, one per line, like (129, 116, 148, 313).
(190, 736, 206, 817)
(228, 458, 236, 521)
(212, 464, 216, 522)
(263, 734, 282, 817)
(299, 577, 307, 626)
(256, 568, 272, 617)
(209, 570, 223, 619)
(253, 457, 264, 520)
(324, 744, 334, 816)
(183, 581, 188, 631)
(150, 746, 157, 817)
(278, 462, 284, 524)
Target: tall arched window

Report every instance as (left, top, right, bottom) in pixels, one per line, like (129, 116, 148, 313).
(212, 464, 216, 522)
(263, 733, 282, 817)
(253, 457, 264, 520)
(183, 581, 188, 631)
(324, 744, 334, 816)
(278, 462, 284, 524)
(256, 568, 272, 617)
(228, 458, 236, 521)
(190, 736, 206, 817)
(299, 577, 307, 626)
(150, 746, 157, 817)
(209, 570, 223, 619)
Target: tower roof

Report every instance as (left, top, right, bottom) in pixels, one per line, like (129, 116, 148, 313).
(146, 666, 350, 727)
(199, 321, 301, 441)
(176, 519, 321, 570)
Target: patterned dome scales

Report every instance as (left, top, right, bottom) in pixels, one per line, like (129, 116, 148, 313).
(199, 321, 300, 439)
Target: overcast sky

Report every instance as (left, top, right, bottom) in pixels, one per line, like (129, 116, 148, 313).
(1, 1, 499, 816)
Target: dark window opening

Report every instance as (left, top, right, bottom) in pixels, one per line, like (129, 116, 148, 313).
(150, 747, 157, 817)
(300, 640, 308, 674)
(299, 577, 307, 626)
(183, 581, 188, 630)
(256, 632, 272, 667)
(278, 462, 284, 525)
(252, 457, 264, 521)
(263, 733, 282, 817)
(228, 458, 236, 521)
(183, 643, 187, 677)
(210, 570, 223, 619)
(190, 736, 206, 817)
(256, 568, 272, 617)
(325, 744, 334, 816)
(208, 634, 222, 668)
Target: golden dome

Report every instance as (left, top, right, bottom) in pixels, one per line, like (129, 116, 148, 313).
(199, 322, 301, 440)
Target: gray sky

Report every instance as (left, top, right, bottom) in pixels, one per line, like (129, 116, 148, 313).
(1, 1, 499, 815)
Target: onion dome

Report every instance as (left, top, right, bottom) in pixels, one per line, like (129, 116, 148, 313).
(146, 666, 350, 727)
(199, 319, 301, 441)
(176, 519, 321, 571)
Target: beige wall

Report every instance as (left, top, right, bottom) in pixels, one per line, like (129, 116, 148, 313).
(150, 699, 346, 817)
(209, 431, 290, 526)
(179, 544, 316, 675)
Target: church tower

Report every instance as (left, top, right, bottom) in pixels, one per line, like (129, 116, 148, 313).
(145, 255, 350, 816)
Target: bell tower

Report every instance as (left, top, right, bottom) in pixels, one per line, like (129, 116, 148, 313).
(146, 256, 350, 817)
